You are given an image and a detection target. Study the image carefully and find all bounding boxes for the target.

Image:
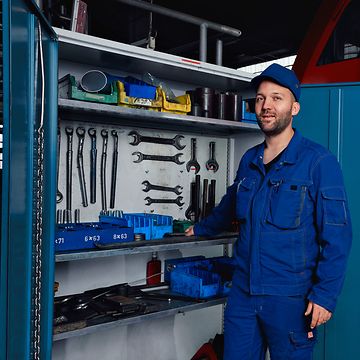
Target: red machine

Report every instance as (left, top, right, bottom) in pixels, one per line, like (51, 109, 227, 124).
(293, 0, 360, 84)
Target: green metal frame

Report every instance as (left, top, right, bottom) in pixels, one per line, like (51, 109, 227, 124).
(1, 1, 58, 359)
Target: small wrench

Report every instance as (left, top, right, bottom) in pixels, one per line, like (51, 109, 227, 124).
(186, 138, 200, 174)
(56, 126, 63, 203)
(88, 128, 97, 204)
(76, 127, 88, 207)
(144, 196, 184, 207)
(128, 130, 186, 150)
(65, 126, 74, 211)
(205, 141, 219, 172)
(132, 152, 184, 165)
(109, 130, 118, 209)
(100, 129, 108, 211)
(142, 180, 183, 195)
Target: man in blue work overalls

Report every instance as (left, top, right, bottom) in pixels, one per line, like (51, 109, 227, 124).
(185, 63, 352, 359)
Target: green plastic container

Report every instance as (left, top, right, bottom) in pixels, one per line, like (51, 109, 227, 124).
(58, 74, 118, 104)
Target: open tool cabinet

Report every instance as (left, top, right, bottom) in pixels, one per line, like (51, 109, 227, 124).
(2, 1, 360, 360)
(1, 1, 264, 359)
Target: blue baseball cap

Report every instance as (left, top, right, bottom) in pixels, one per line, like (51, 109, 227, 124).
(250, 63, 301, 101)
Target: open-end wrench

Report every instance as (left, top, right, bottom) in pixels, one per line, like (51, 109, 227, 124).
(186, 138, 200, 174)
(76, 127, 88, 207)
(144, 196, 184, 207)
(128, 130, 186, 150)
(206, 141, 219, 172)
(132, 152, 185, 165)
(109, 130, 118, 209)
(142, 180, 183, 195)
(100, 129, 108, 211)
(88, 128, 97, 204)
(56, 126, 63, 203)
(65, 126, 74, 211)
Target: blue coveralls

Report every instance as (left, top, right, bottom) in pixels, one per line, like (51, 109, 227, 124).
(194, 129, 352, 360)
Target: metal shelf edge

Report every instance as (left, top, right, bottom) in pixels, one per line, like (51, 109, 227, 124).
(55, 236, 237, 262)
(53, 297, 226, 341)
(58, 99, 260, 134)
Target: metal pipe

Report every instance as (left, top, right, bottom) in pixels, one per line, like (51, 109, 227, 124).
(216, 39, 223, 66)
(116, 0, 241, 37)
(200, 24, 207, 62)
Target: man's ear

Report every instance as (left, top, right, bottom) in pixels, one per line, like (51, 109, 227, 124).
(292, 101, 300, 116)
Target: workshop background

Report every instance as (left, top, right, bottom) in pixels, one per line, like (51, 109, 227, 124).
(1, 0, 359, 360)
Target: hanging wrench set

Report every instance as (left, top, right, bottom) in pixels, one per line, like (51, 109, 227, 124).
(56, 123, 227, 251)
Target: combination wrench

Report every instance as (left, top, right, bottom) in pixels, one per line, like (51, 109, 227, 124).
(132, 151, 184, 165)
(186, 138, 200, 174)
(142, 180, 183, 195)
(109, 130, 118, 209)
(100, 129, 108, 211)
(56, 126, 63, 203)
(88, 128, 97, 204)
(144, 196, 184, 207)
(76, 127, 88, 207)
(205, 141, 219, 172)
(128, 130, 186, 150)
(65, 126, 74, 211)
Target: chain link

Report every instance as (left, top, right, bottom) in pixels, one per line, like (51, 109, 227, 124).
(32, 127, 44, 360)
(31, 21, 45, 360)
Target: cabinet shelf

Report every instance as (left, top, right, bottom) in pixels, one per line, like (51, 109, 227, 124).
(55, 233, 237, 262)
(55, 28, 254, 91)
(53, 296, 226, 341)
(58, 98, 260, 135)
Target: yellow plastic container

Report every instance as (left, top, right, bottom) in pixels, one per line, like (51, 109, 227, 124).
(116, 81, 162, 110)
(159, 89, 191, 114)
(116, 81, 191, 114)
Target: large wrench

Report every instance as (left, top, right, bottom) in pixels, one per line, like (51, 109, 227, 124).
(186, 138, 200, 174)
(109, 130, 118, 209)
(100, 129, 108, 211)
(144, 196, 184, 207)
(142, 180, 183, 195)
(132, 152, 184, 165)
(128, 130, 186, 150)
(205, 141, 219, 172)
(76, 127, 88, 207)
(88, 128, 97, 204)
(65, 126, 73, 211)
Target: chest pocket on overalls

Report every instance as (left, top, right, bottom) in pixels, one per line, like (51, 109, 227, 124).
(236, 177, 256, 220)
(267, 179, 310, 229)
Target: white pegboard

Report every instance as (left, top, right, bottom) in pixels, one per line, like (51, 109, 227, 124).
(57, 120, 229, 223)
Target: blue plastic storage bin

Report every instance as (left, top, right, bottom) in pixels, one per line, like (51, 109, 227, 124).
(170, 268, 221, 299)
(166, 255, 236, 298)
(123, 213, 173, 240)
(123, 76, 157, 99)
(164, 256, 206, 282)
(55, 221, 134, 252)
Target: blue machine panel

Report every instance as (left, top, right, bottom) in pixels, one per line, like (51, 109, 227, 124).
(295, 82, 360, 360)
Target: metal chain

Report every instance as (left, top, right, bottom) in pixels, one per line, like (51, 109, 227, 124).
(31, 21, 45, 360)
(32, 127, 44, 359)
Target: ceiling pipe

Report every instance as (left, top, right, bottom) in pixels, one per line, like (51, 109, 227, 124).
(116, 0, 242, 63)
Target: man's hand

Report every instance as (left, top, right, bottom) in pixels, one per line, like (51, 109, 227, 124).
(305, 301, 332, 328)
(184, 225, 194, 236)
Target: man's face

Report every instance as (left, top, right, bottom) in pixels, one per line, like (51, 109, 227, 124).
(255, 80, 299, 136)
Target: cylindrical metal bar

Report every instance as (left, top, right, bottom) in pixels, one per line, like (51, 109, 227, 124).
(200, 23, 207, 62)
(216, 39, 223, 66)
(116, 0, 241, 37)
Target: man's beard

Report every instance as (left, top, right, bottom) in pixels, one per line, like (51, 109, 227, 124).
(256, 109, 292, 136)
